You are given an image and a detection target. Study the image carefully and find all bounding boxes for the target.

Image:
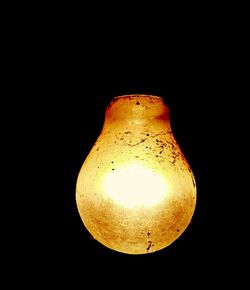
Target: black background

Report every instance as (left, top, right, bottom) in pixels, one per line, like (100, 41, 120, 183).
(12, 10, 244, 286)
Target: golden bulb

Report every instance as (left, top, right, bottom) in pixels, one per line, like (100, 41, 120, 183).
(76, 95, 196, 254)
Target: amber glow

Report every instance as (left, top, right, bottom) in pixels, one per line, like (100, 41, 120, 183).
(103, 164, 168, 208)
(76, 95, 196, 254)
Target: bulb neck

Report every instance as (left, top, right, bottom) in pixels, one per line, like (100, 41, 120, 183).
(103, 95, 170, 130)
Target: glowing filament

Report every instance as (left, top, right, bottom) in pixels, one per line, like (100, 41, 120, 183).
(103, 164, 168, 208)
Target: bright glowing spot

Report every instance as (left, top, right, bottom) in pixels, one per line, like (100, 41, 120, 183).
(103, 164, 168, 208)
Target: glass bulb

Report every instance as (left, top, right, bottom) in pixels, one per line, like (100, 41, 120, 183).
(76, 95, 196, 254)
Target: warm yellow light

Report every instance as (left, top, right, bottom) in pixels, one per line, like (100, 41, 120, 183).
(76, 95, 196, 254)
(103, 164, 168, 208)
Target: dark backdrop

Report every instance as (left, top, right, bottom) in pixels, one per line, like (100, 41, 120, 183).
(16, 26, 240, 286)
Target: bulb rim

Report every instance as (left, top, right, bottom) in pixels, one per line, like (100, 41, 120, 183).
(114, 94, 163, 100)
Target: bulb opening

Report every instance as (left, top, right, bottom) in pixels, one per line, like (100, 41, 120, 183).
(114, 94, 163, 100)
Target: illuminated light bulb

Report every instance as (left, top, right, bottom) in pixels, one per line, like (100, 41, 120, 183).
(76, 95, 196, 254)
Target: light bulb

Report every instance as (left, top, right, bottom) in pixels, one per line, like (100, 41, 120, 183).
(76, 95, 196, 254)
